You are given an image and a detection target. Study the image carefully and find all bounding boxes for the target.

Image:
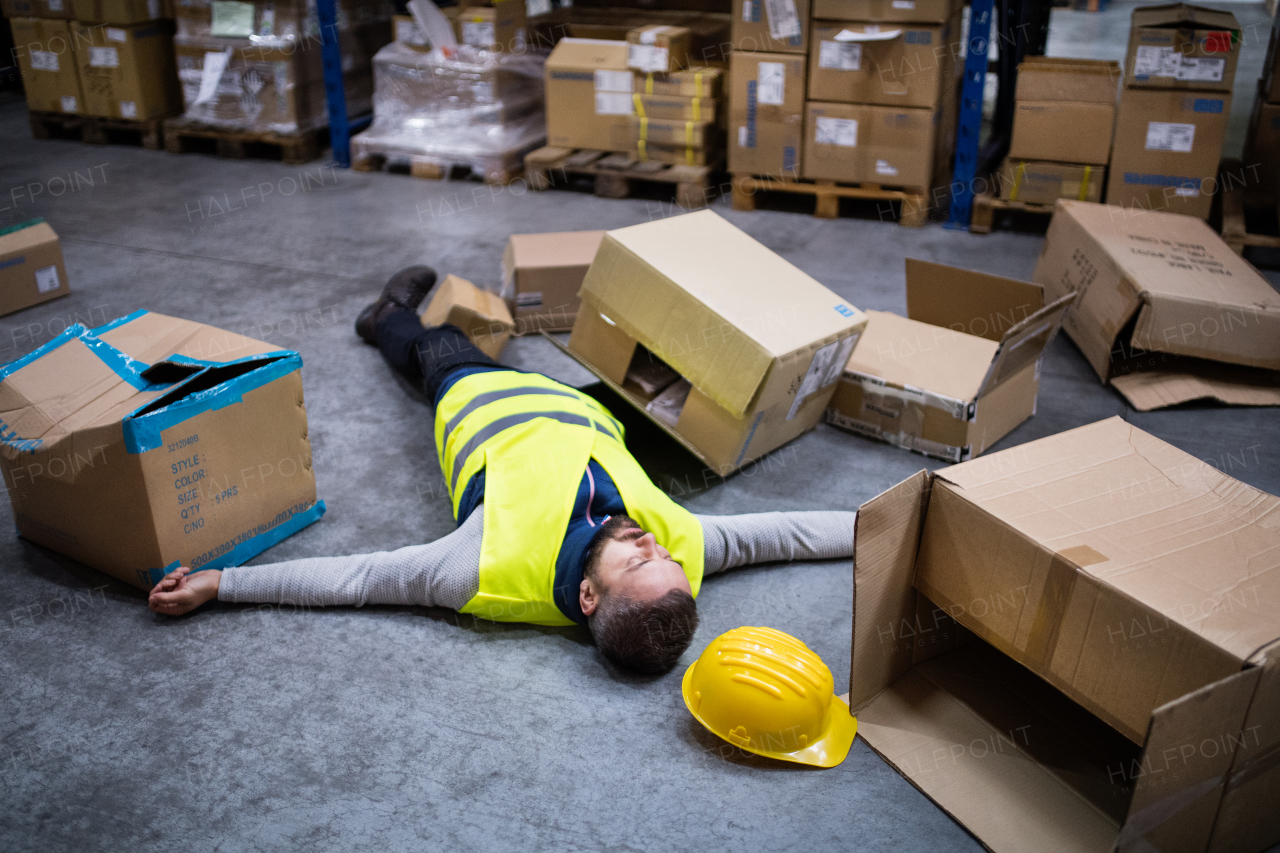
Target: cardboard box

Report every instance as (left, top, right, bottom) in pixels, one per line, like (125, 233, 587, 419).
(626, 25, 691, 74)
(1104, 86, 1230, 220)
(0, 0, 75, 18)
(728, 51, 805, 178)
(811, 0, 955, 23)
(997, 159, 1105, 205)
(556, 210, 867, 474)
(73, 20, 182, 120)
(0, 310, 325, 592)
(730, 0, 808, 54)
(826, 259, 1074, 462)
(11, 18, 86, 114)
(501, 230, 604, 335)
(633, 65, 723, 99)
(0, 219, 71, 317)
(1244, 89, 1280, 200)
(545, 38, 634, 152)
(419, 274, 514, 359)
(393, 14, 431, 51)
(801, 101, 940, 188)
(70, 0, 173, 23)
(850, 420, 1280, 853)
(807, 16, 960, 109)
(1124, 3, 1240, 94)
(456, 0, 527, 53)
(1007, 57, 1119, 165)
(632, 93, 719, 121)
(631, 115, 717, 148)
(1032, 200, 1280, 410)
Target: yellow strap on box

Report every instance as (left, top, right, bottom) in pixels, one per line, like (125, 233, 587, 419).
(639, 116, 648, 142)
(633, 93, 645, 118)
(1079, 164, 1092, 201)
(694, 70, 702, 97)
(685, 121, 693, 146)
(691, 97, 701, 121)
(1009, 161, 1025, 202)
(637, 139, 648, 161)
(686, 145, 694, 166)
(645, 73, 654, 95)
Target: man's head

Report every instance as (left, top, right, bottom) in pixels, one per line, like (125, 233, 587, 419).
(580, 514, 699, 674)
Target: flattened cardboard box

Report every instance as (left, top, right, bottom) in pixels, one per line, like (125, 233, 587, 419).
(731, 0, 808, 54)
(997, 158, 1104, 205)
(419, 274, 513, 359)
(0, 219, 71, 318)
(1124, 3, 1240, 94)
(544, 38, 634, 152)
(1105, 87, 1229, 221)
(728, 51, 806, 178)
(557, 210, 867, 474)
(12, 17, 86, 114)
(502, 230, 605, 335)
(1032, 200, 1280, 410)
(0, 310, 324, 591)
(807, 16, 962, 110)
(826, 259, 1074, 462)
(849, 418, 1280, 853)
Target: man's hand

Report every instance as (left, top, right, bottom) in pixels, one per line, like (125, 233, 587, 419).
(148, 567, 221, 617)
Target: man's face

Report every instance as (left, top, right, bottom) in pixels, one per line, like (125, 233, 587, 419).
(580, 524, 690, 616)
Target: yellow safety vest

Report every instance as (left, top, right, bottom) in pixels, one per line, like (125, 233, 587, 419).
(435, 370, 704, 626)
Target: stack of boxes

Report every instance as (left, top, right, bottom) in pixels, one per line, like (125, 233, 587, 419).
(1244, 16, 1280, 202)
(351, 1, 545, 181)
(171, 0, 391, 133)
(544, 26, 726, 163)
(7, 0, 183, 120)
(1105, 3, 1240, 219)
(1000, 57, 1118, 206)
(727, 0, 961, 195)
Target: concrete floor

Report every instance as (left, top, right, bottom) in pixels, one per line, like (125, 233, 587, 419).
(2, 4, 1280, 850)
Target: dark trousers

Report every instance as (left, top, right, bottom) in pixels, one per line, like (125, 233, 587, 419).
(375, 308, 503, 404)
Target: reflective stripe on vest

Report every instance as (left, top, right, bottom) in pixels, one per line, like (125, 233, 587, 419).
(435, 371, 704, 626)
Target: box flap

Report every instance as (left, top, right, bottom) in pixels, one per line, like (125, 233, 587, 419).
(1110, 368, 1280, 411)
(846, 311, 998, 404)
(904, 258, 1046, 342)
(1015, 57, 1119, 104)
(580, 210, 864, 418)
(508, 230, 606, 272)
(856, 642, 1123, 853)
(1121, 665, 1261, 853)
(0, 218, 59, 254)
(974, 291, 1076, 398)
(546, 37, 630, 70)
(96, 309, 283, 365)
(932, 417, 1280, 666)
(849, 469, 930, 712)
(1131, 3, 1240, 32)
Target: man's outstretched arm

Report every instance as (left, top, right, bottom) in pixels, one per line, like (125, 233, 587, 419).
(697, 511, 856, 575)
(150, 511, 484, 615)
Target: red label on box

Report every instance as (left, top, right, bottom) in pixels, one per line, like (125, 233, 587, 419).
(1204, 31, 1232, 53)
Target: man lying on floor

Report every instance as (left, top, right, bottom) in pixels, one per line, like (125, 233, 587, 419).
(150, 267, 855, 673)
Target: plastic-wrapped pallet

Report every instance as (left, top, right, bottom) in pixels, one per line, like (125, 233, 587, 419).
(172, 0, 391, 133)
(350, 41, 546, 182)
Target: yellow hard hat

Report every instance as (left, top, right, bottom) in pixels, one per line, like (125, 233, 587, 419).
(681, 626, 857, 768)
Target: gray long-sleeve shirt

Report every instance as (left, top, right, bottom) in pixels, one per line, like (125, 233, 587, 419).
(219, 511, 855, 610)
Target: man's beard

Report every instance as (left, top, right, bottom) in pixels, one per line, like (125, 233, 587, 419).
(584, 514, 642, 582)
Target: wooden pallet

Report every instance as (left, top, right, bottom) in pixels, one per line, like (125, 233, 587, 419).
(162, 118, 326, 165)
(969, 194, 1056, 234)
(29, 110, 165, 149)
(351, 150, 525, 185)
(525, 146, 721, 209)
(1221, 181, 1280, 256)
(730, 174, 929, 226)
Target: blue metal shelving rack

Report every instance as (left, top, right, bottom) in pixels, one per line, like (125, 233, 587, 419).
(946, 0, 994, 230)
(315, 0, 370, 167)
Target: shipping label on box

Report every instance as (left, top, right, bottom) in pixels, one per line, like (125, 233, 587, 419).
(731, 0, 808, 54)
(0, 219, 71, 318)
(0, 310, 324, 590)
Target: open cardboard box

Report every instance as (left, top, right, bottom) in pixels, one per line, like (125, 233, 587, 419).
(1034, 201, 1280, 410)
(549, 210, 867, 475)
(826, 259, 1075, 463)
(0, 310, 324, 590)
(849, 417, 1280, 853)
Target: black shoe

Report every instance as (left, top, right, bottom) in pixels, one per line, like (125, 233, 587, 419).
(355, 265, 438, 345)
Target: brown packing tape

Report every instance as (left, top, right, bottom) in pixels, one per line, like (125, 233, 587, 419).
(1022, 550, 1083, 673)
